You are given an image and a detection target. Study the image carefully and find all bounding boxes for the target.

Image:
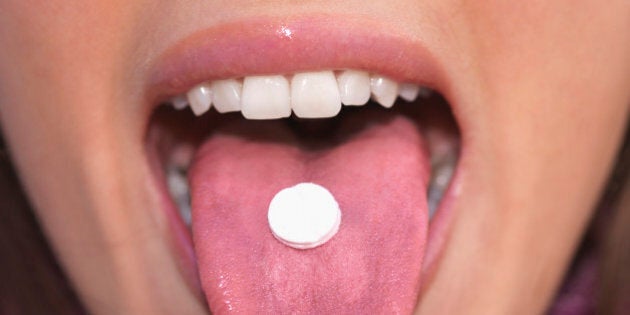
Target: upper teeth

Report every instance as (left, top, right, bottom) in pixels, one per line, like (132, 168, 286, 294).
(171, 70, 431, 119)
(242, 75, 292, 119)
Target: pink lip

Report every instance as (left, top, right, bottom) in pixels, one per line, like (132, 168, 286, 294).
(147, 15, 450, 103)
(144, 14, 463, 311)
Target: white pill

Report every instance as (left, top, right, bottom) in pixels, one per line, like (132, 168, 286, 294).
(268, 183, 341, 249)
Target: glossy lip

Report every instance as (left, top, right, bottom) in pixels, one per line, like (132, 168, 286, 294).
(144, 14, 465, 311)
(146, 15, 452, 106)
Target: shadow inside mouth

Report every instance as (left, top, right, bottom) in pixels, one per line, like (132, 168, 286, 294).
(150, 93, 460, 221)
(145, 92, 460, 313)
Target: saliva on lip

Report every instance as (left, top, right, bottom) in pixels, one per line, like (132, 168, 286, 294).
(267, 182, 341, 250)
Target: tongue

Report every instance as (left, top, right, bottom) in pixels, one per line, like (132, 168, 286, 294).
(189, 111, 430, 314)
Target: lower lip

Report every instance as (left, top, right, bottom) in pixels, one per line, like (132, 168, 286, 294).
(144, 14, 463, 310)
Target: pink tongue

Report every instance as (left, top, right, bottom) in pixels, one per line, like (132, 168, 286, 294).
(189, 113, 430, 314)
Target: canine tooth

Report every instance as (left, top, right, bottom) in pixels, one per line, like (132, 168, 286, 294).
(211, 79, 242, 113)
(370, 75, 399, 108)
(399, 83, 421, 102)
(171, 95, 189, 110)
(291, 71, 341, 118)
(170, 144, 195, 170)
(419, 87, 433, 98)
(337, 70, 371, 106)
(241, 75, 291, 119)
(186, 83, 212, 116)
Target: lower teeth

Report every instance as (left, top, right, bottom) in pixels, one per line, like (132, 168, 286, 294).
(167, 166, 192, 226)
(427, 152, 457, 217)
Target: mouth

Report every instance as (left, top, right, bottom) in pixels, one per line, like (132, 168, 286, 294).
(144, 16, 462, 314)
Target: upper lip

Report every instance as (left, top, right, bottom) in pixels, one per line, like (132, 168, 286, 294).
(145, 14, 451, 109)
(142, 13, 463, 312)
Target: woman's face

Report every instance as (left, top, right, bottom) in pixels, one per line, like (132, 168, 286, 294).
(0, 0, 628, 314)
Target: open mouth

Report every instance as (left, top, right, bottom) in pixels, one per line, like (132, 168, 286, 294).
(144, 16, 462, 314)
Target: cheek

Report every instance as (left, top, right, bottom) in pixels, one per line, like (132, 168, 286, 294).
(419, 1, 628, 313)
(458, 0, 629, 195)
(0, 0, 152, 306)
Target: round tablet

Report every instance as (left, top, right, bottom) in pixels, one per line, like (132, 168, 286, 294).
(268, 182, 341, 249)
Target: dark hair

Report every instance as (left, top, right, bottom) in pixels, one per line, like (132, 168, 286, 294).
(0, 128, 627, 314)
(0, 136, 86, 314)
(596, 130, 630, 314)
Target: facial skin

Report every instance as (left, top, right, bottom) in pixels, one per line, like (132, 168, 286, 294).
(0, 0, 628, 314)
